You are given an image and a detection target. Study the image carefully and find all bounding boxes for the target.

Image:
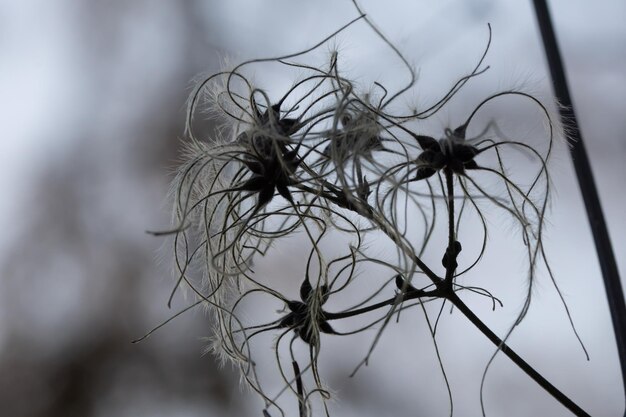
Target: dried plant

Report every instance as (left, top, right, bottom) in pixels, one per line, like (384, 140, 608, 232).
(140, 4, 593, 417)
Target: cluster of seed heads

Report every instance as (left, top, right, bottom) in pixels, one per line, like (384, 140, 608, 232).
(145, 10, 586, 417)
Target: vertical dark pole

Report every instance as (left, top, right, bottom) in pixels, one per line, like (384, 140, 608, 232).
(532, 0, 626, 413)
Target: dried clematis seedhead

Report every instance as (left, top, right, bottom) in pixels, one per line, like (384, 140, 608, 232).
(144, 6, 590, 415)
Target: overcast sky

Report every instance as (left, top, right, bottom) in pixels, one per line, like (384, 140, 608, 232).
(0, 1, 624, 416)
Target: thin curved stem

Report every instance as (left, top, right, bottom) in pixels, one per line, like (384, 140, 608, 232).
(325, 287, 438, 321)
(445, 168, 456, 282)
(533, 0, 626, 410)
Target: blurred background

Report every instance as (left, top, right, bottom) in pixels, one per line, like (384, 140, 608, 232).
(0, 0, 624, 416)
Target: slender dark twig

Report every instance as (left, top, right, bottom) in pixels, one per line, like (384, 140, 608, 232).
(292, 361, 306, 417)
(532, 1, 626, 411)
(445, 168, 456, 282)
(325, 287, 439, 321)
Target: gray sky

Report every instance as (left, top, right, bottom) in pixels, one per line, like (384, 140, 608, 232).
(0, 1, 624, 416)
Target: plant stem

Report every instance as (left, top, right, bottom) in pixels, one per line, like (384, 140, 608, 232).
(292, 360, 306, 417)
(445, 168, 456, 281)
(532, 0, 626, 409)
(325, 287, 439, 321)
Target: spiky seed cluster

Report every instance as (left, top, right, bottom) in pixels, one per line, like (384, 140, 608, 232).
(411, 129, 479, 181)
(278, 279, 335, 346)
(322, 102, 386, 165)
